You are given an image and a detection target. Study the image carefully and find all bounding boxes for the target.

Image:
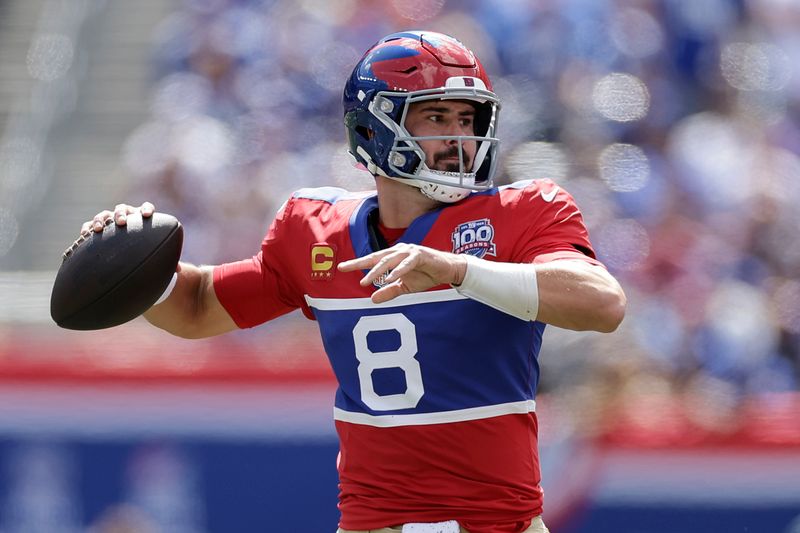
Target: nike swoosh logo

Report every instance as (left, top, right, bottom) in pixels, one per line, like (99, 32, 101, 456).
(541, 187, 559, 203)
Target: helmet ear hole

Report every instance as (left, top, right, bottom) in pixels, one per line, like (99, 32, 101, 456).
(355, 126, 372, 141)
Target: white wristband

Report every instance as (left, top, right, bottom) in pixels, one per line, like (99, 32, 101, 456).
(453, 255, 539, 321)
(153, 272, 178, 306)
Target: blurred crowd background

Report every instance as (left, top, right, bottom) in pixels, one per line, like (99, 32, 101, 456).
(0, 0, 799, 531)
(123, 0, 800, 434)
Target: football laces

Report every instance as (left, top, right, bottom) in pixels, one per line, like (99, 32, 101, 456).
(63, 218, 113, 261)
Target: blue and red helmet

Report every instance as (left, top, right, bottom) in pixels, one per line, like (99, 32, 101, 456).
(343, 31, 500, 202)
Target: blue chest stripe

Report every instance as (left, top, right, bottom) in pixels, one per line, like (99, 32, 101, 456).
(306, 290, 544, 426)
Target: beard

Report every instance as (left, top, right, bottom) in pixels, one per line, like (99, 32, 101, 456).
(432, 146, 472, 172)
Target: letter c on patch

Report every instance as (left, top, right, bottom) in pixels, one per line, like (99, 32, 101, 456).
(311, 245, 334, 271)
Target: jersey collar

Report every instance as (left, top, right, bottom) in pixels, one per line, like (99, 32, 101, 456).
(348, 194, 444, 257)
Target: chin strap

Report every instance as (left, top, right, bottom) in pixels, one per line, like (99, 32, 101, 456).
(418, 181, 472, 203)
(356, 146, 475, 203)
(383, 173, 473, 203)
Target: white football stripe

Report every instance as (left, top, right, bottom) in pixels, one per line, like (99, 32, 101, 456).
(334, 399, 536, 427)
(305, 288, 468, 311)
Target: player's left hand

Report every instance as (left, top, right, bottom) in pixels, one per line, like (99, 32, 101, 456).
(338, 243, 468, 303)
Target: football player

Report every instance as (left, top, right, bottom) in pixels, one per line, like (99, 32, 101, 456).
(86, 31, 626, 533)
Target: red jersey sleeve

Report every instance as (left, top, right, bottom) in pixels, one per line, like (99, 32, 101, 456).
(515, 179, 604, 266)
(212, 199, 300, 329)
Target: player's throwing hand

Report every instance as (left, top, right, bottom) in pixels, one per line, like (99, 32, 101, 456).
(338, 243, 468, 304)
(80, 202, 155, 235)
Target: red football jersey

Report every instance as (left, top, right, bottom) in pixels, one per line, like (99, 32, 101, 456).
(213, 179, 602, 532)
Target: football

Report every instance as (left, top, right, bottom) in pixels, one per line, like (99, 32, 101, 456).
(50, 212, 183, 330)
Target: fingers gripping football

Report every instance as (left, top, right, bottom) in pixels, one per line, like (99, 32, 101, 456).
(339, 243, 468, 303)
(54, 207, 183, 330)
(81, 202, 155, 235)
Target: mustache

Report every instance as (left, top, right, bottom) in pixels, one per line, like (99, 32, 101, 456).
(433, 146, 471, 169)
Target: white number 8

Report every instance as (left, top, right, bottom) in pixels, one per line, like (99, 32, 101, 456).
(352, 313, 424, 411)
